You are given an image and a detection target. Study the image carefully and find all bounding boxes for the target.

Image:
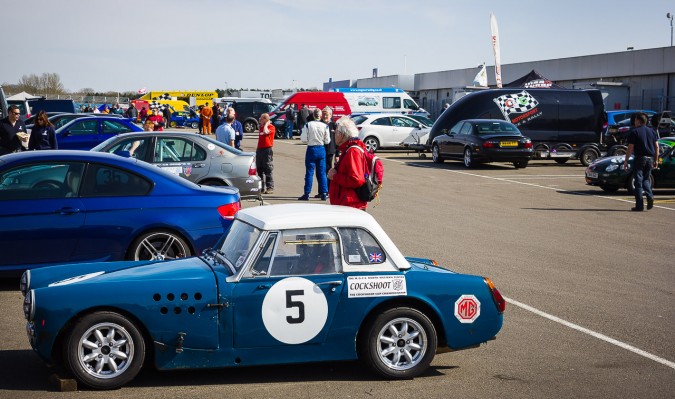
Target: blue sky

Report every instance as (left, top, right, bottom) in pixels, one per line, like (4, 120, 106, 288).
(1, 0, 671, 92)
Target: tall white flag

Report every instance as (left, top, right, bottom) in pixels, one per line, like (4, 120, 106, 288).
(490, 13, 503, 88)
(473, 63, 488, 87)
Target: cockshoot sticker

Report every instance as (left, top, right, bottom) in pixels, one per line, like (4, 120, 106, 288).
(492, 90, 542, 125)
(347, 275, 407, 298)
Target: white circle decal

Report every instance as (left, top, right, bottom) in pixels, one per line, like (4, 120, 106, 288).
(261, 277, 328, 344)
(207, 143, 216, 150)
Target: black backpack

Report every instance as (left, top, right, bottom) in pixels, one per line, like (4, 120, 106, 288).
(348, 145, 384, 203)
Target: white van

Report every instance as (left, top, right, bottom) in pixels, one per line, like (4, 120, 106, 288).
(331, 88, 427, 116)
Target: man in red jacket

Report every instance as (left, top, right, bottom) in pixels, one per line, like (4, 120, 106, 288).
(327, 116, 367, 210)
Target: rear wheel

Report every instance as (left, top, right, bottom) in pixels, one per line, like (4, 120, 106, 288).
(513, 160, 529, 169)
(244, 120, 257, 133)
(359, 307, 437, 379)
(64, 312, 145, 390)
(463, 148, 474, 168)
(626, 173, 654, 194)
(580, 147, 600, 166)
(169, 121, 177, 128)
(364, 136, 380, 153)
(190, 121, 198, 129)
(431, 144, 444, 163)
(127, 230, 191, 261)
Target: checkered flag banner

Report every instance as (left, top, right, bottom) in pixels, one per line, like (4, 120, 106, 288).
(492, 90, 539, 122)
(148, 100, 168, 111)
(152, 93, 172, 100)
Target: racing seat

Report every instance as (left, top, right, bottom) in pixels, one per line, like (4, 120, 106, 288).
(65, 164, 84, 197)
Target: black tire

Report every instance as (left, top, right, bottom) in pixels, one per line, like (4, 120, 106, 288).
(359, 307, 437, 379)
(580, 148, 599, 167)
(190, 122, 198, 129)
(64, 311, 145, 390)
(600, 185, 620, 193)
(609, 146, 627, 156)
(431, 144, 444, 163)
(364, 136, 380, 153)
(463, 148, 474, 168)
(127, 230, 191, 261)
(243, 120, 257, 133)
(626, 173, 654, 194)
(513, 160, 529, 169)
(554, 158, 568, 164)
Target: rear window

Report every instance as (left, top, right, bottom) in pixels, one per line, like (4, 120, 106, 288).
(351, 115, 369, 125)
(475, 122, 520, 135)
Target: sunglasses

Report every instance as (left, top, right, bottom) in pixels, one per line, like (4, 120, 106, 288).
(11, 112, 21, 116)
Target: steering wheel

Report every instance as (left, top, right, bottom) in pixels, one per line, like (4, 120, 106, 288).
(32, 180, 67, 191)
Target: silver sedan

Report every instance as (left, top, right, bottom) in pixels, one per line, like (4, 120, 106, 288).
(92, 131, 262, 199)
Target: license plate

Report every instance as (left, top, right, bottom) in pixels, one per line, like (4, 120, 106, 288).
(500, 141, 518, 147)
(586, 171, 598, 178)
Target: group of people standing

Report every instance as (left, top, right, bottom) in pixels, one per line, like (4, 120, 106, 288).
(0, 106, 57, 154)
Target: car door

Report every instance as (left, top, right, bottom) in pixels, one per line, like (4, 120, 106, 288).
(364, 116, 393, 148)
(388, 116, 419, 147)
(655, 145, 675, 187)
(0, 162, 86, 267)
(58, 119, 100, 150)
(439, 121, 464, 158)
(151, 136, 210, 183)
(231, 227, 345, 350)
(100, 135, 153, 160)
(450, 122, 474, 157)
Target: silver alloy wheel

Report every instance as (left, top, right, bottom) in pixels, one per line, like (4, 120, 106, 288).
(364, 137, 379, 152)
(432, 145, 440, 162)
(464, 148, 472, 167)
(133, 232, 189, 260)
(376, 317, 428, 371)
(77, 322, 135, 380)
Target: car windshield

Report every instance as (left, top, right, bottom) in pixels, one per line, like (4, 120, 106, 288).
(216, 220, 261, 273)
(409, 115, 434, 127)
(474, 122, 520, 135)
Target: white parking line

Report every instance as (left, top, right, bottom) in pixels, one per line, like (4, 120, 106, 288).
(388, 159, 674, 211)
(505, 296, 675, 370)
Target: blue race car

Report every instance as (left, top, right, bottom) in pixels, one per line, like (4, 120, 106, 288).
(55, 116, 143, 150)
(0, 150, 241, 275)
(169, 111, 200, 129)
(21, 203, 505, 390)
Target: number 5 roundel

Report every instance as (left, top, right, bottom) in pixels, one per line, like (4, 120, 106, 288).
(261, 277, 329, 344)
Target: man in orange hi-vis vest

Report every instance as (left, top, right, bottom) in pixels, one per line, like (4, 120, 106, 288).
(200, 104, 214, 134)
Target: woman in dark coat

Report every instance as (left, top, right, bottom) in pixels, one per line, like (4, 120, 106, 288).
(28, 110, 58, 150)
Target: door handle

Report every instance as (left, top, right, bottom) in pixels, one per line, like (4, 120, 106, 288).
(257, 284, 271, 289)
(193, 163, 206, 168)
(315, 280, 343, 292)
(58, 207, 81, 215)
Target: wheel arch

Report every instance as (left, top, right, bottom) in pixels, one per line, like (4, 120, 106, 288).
(197, 178, 232, 187)
(51, 306, 155, 370)
(356, 297, 447, 350)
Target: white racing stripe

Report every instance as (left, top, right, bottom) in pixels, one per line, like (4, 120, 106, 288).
(387, 159, 674, 211)
(505, 296, 675, 370)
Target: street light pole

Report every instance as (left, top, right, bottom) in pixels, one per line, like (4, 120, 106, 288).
(668, 12, 674, 46)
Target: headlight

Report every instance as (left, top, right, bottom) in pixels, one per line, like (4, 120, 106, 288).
(605, 164, 619, 172)
(23, 290, 35, 321)
(19, 270, 31, 297)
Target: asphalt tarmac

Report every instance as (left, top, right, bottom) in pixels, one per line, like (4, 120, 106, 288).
(1, 135, 673, 398)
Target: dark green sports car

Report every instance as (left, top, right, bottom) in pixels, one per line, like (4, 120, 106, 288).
(585, 138, 675, 193)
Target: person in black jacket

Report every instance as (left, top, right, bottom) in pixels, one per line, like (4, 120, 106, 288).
(0, 105, 28, 155)
(28, 110, 58, 150)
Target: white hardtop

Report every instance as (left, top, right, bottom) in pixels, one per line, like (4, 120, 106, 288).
(236, 204, 411, 270)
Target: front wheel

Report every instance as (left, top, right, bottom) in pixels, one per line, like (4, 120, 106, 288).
(463, 148, 474, 168)
(169, 121, 177, 128)
(432, 144, 444, 163)
(127, 230, 191, 261)
(64, 312, 145, 390)
(359, 307, 437, 379)
(626, 173, 654, 194)
(364, 136, 380, 153)
(190, 121, 199, 129)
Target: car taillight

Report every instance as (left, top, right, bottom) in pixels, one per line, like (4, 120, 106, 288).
(484, 277, 506, 313)
(248, 160, 257, 176)
(482, 140, 497, 148)
(524, 140, 533, 149)
(217, 201, 240, 220)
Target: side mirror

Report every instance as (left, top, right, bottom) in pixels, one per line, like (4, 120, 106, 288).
(418, 123, 424, 129)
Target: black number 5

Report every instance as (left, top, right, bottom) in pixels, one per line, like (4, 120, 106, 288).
(286, 290, 305, 324)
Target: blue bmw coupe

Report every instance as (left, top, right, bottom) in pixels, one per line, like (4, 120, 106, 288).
(0, 150, 241, 275)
